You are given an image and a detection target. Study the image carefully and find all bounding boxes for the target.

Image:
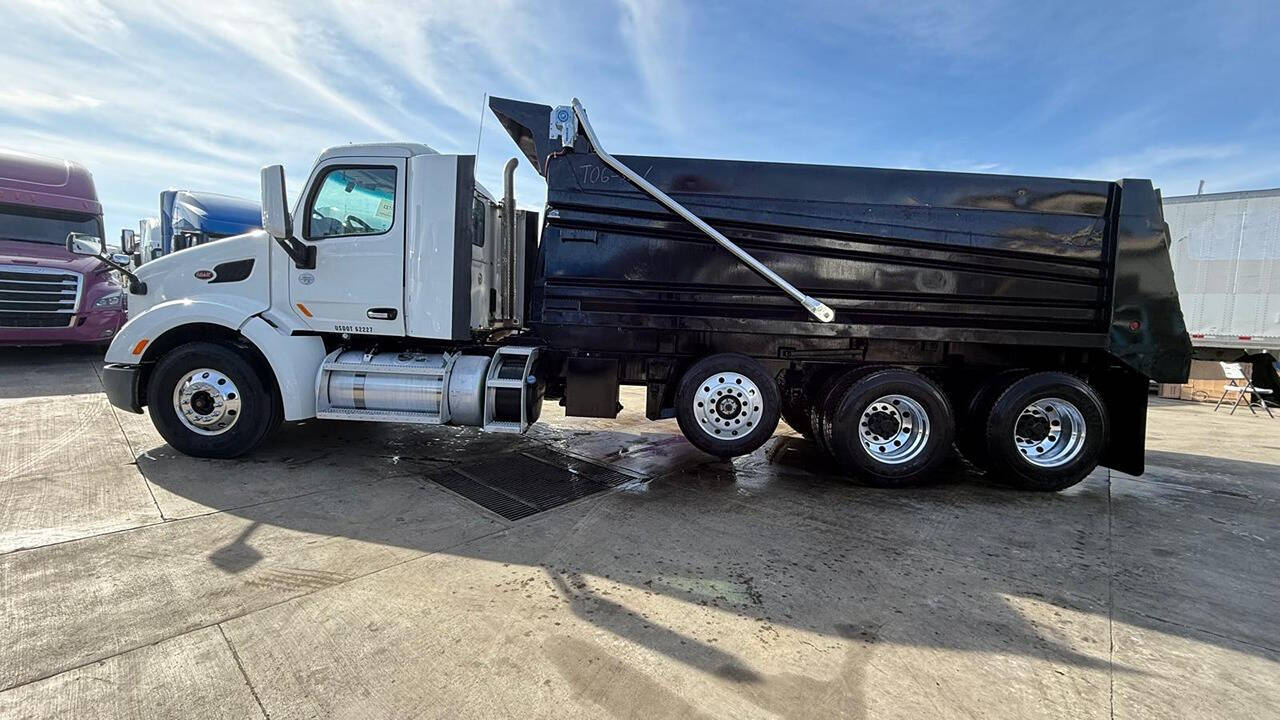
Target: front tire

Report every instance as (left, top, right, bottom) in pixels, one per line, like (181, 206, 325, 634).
(827, 369, 955, 487)
(675, 353, 780, 458)
(982, 372, 1107, 491)
(147, 341, 280, 459)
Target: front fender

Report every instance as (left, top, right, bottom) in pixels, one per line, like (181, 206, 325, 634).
(240, 316, 325, 420)
(105, 296, 264, 364)
(104, 301, 325, 422)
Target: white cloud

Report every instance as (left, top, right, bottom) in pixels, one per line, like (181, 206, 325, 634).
(9, 0, 127, 51)
(812, 0, 1013, 56)
(0, 89, 104, 112)
(1, 0, 1275, 238)
(1057, 144, 1280, 196)
(0, 0, 697, 236)
(617, 0, 691, 135)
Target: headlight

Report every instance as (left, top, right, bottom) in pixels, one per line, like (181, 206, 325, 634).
(92, 291, 124, 309)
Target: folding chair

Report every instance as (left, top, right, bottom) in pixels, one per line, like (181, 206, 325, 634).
(1213, 362, 1275, 417)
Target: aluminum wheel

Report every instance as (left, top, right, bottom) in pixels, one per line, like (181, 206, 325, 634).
(173, 368, 242, 436)
(858, 394, 930, 464)
(860, 394, 931, 461)
(1014, 397, 1086, 468)
(692, 371, 763, 440)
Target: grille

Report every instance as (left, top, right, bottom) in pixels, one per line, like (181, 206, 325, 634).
(0, 265, 81, 328)
(0, 312, 76, 328)
(431, 446, 637, 520)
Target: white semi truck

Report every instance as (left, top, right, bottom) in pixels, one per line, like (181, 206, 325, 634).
(77, 98, 1192, 491)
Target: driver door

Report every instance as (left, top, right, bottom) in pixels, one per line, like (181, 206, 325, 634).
(289, 158, 406, 335)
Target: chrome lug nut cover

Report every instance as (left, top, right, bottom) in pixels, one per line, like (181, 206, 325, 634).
(858, 394, 930, 464)
(692, 371, 763, 440)
(173, 368, 242, 436)
(1014, 397, 1086, 468)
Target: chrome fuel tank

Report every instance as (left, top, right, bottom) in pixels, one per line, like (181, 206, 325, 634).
(320, 350, 490, 424)
(314, 347, 539, 431)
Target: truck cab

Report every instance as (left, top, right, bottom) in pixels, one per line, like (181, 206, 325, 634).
(164, 190, 261, 253)
(100, 142, 536, 457)
(130, 218, 162, 266)
(0, 149, 127, 346)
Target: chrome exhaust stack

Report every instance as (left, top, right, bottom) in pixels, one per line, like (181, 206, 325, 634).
(501, 157, 519, 326)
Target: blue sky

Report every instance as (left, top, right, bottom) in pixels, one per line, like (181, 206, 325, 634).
(2, 0, 1277, 240)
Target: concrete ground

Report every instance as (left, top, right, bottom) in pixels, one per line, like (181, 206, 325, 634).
(1, 346, 1277, 720)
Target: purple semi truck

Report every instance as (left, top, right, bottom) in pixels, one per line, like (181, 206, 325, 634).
(0, 149, 126, 346)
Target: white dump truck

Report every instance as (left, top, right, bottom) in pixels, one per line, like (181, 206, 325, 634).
(78, 98, 1192, 491)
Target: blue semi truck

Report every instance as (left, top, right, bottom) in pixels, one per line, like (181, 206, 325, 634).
(125, 190, 261, 265)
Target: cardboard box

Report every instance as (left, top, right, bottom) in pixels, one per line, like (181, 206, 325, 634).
(1165, 360, 1246, 403)
(1180, 378, 1223, 403)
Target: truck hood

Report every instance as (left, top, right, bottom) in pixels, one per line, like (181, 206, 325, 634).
(0, 239, 107, 274)
(130, 230, 271, 316)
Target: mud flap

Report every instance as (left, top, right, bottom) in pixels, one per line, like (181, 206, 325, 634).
(1096, 365, 1149, 476)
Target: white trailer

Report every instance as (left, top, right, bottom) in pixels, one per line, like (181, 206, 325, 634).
(1166, 188, 1280, 355)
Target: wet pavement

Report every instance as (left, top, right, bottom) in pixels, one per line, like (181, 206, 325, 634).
(1, 346, 1277, 719)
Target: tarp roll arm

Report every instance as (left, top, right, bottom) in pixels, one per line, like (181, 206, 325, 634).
(569, 98, 835, 323)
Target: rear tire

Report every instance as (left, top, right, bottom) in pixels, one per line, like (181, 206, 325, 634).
(780, 391, 813, 440)
(811, 368, 870, 457)
(147, 341, 280, 459)
(828, 369, 955, 487)
(982, 372, 1107, 491)
(780, 366, 842, 441)
(675, 353, 780, 458)
(955, 369, 1025, 470)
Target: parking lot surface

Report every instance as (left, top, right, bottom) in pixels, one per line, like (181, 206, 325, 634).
(1, 347, 1277, 719)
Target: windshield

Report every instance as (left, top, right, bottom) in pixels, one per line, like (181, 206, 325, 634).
(0, 207, 102, 245)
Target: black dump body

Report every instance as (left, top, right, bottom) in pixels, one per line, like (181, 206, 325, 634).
(491, 98, 1192, 386)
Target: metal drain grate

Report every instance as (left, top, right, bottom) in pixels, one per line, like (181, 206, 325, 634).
(431, 447, 636, 520)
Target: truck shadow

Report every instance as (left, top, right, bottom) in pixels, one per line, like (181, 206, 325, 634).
(0, 345, 106, 400)
(124, 415, 1259, 716)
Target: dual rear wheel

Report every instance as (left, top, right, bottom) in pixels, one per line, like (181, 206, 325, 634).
(975, 372, 1108, 491)
(675, 354, 1107, 491)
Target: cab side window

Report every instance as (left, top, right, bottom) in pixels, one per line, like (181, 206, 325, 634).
(305, 166, 397, 239)
(471, 195, 486, 247)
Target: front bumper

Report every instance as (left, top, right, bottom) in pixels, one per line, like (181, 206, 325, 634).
(102, 363, 144, 414)
(0, 309, 126, 346)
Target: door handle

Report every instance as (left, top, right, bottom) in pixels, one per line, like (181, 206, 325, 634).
(367, 308, 398, 320)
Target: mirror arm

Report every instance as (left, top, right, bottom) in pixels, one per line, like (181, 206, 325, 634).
(98, 254, 147, 295)
(274, 235, 316, 270)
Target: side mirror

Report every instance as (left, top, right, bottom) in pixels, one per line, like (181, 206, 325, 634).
(66, 232, 147, 294)
(120, 228, 137, 254)
(260, 163, 315, 269)
(66, 232, 104, 256)
(260, 164, 292, 240)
